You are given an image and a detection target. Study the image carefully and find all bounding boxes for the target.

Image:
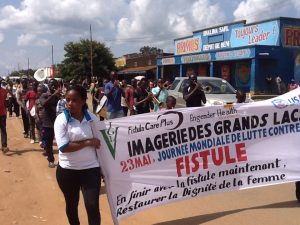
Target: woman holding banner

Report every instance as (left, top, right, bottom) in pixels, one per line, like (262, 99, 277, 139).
(54, 85, 105, 225)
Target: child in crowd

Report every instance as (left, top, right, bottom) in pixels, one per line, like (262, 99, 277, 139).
(159, 96, 176, 111)
(165, 96, 176, 109)
(235, 90, 246, 103)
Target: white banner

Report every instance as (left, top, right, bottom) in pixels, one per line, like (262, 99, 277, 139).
(98, 88, 300, 223)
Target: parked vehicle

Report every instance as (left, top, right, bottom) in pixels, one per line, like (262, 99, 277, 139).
(168, 77, 237, 108)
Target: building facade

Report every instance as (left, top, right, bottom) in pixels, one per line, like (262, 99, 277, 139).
(118, 53, 173, 81)
(157, 17, 300, 93)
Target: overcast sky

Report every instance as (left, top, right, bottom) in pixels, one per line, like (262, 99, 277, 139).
(0, 0, 299, 76)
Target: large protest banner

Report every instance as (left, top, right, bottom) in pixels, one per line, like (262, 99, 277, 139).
(97, 88, 300, 224)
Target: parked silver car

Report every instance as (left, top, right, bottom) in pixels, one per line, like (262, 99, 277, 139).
(168, 77, 237, 108)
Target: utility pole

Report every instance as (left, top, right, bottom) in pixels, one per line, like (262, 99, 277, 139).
(51, 45, 56, 78)
(52, 45, 54, 65)
(27, 57, 29, 77)
(90, 24, 93, 80)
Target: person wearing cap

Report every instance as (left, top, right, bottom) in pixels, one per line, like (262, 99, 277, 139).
(183, 74, 206, 107)
(104, 71, 124, 119)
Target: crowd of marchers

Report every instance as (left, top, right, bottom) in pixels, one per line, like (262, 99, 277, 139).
(1, 71, 300, 225)
(1, 72, 299, 161)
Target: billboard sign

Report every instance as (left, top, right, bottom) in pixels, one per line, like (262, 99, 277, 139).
(175, 36, 201, 55)
(230, 20, 280, 47)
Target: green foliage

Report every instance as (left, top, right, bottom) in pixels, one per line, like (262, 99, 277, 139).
(8, 69, 35, 78)
(58, 39, 115, 81)
(139, 46, 163, 55)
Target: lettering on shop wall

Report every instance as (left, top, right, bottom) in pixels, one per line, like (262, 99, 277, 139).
(203, 26, 229, 36)
(283, 26, 300, 47)
(203, 41, 230, 51)
(176, 38, 200, 55)
(231, 22, 279, 46)
(202, 25, 230, 51)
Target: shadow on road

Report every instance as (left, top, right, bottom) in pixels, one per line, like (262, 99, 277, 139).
(3, 148, 58, 156)
(154, 201, 299, 225)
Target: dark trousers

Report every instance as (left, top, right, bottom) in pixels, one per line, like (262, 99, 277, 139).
(21, 108, 30, 135)
(8, 97, 19, 117)
(122, 106, 128, 117)
(28, 115, 36, 141)
(42, 127, 54, 163)
(56, 165, 101, 225)
(0, 116, 7, 148)
(296, 182, 300, 200)
(36, 121, 43, 142)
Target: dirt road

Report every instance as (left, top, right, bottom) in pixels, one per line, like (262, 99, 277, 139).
(0, 115, 300, 225)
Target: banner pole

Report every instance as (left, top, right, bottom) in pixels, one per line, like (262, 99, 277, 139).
(92, 124, 120, 225)
(100, 157, 120, 225)
(105, 180, 120, 225)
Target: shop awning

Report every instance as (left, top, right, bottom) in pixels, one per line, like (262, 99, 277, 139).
(118, 65, 156, 74)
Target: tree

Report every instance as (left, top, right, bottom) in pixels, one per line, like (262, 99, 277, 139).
(8, 69, 35, 78)
(139, 46, 163, 55)
(58, 39, 115, 81)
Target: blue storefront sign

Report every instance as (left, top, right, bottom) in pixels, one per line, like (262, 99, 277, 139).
(230, 20, 280, 47)
(215, 48, 253, 61)
(181, 53, 211, 64)
(161, 57, 175, 65)
(172, 20, 280, 56)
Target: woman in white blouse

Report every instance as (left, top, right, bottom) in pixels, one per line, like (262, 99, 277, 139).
(54, 84, 104, 225)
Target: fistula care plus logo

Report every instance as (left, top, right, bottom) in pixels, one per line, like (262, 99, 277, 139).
(101, 111, 184, 160)
(100, 122, 119, 159)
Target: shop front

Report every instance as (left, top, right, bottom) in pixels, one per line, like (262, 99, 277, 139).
(118, 65, 156, 82)
(181, 53, 211, 77)
(213, 48, 254, 92)
(157, 17, 300, 94)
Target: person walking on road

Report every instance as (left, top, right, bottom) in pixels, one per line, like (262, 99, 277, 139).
(151, 79, 168, 112)
(54, 85, 104, 225)
(125, 79, 137, 116)
(16, 77, 30, 138)
(39, 79, 61, 168)
(104, 71, 124, 119)
(24, 81, 38, 144)
(7, 80, 19, 117)
(0, 83, 8, 153)
(134, 78, 154, 114)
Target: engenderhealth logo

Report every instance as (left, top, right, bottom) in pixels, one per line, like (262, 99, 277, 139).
(271, 99, 288, 109)
(100, 122, 119, 160)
